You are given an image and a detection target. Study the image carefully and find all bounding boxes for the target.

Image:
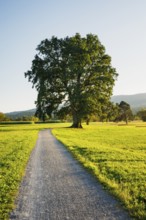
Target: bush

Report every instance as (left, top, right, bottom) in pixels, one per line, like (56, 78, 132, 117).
(137, 110, 146, 122)
(35, 120, 64, 124)
(0, 121, 34, 125)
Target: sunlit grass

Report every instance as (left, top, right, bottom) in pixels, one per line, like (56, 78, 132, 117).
(1, 122, 146, 219)
(0, 123, 69, 220)
(52, 122, 146, 219)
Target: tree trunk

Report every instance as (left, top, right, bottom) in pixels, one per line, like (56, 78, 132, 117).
(86, 118, 90, 125)
(126, 117, 128, 124)
(71, 112, 82, 128)
(125, 114, 128, 124)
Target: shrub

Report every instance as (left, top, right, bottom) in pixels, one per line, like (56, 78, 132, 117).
(0, 121, 34, 125)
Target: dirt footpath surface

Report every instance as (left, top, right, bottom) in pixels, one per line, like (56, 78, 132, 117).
(10, 129, 131, 220)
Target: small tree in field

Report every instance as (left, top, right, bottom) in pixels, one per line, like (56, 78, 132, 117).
(99, 102, 119, 122)
(0, 112, 5, 121)
(25, 33, 118, 128)
(0, 112, 9, 121)
(115, 101, 133, 124)
(137, 109, 146, 121)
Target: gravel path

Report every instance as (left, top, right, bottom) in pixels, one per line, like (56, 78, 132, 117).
(10, 129, 131, 220)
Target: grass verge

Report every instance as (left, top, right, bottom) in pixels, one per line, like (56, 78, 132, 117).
(52, 123, 146, 219)
(0, 123, 69, 219)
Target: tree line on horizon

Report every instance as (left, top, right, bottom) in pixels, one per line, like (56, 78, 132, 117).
(1, 102, 146, 124)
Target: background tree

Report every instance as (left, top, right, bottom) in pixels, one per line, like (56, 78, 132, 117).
(25, 33, 118, 128)
(0, 112, 6, 121)
(137, 109, 146, 121)
(115, 101, 133, 124)
(99, 102, 119, 122)
(0, 112, 10, 122)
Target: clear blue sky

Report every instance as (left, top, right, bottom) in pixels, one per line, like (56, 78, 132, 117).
(1, 0, 146, 113)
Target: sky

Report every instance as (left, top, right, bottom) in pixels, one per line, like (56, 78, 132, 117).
(0, 0, 146, 113)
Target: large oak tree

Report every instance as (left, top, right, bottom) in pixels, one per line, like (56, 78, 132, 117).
(25, 33, 118, 127)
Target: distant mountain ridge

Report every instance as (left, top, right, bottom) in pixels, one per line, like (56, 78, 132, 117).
(5, 93, 146, 118)
(6, 109, 36, 120)
(111, 93, 146, 111)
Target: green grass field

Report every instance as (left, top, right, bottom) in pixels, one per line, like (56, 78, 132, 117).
(0, 123, 68, 219)
(53, 123, 146, 219)
(1, 122, 146, 219)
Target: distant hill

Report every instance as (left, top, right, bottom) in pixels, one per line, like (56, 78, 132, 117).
(5, 93, 146, 118)
(111, 93, 146, 112)
(6, 109, 36, 120)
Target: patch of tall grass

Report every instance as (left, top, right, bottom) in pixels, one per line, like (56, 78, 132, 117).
(52, 123, 146, 219)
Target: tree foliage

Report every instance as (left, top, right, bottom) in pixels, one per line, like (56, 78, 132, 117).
(115, 101, 133, 124)
(0, 112, 10, 122)
(99, 102, 119, 122)
(137, 109, 146, 121)
(25, 33, 118, 127)
(0, 112, 6, 121)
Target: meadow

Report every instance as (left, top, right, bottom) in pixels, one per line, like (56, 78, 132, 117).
(53, 123, 146, 219)
(0, 123, 67, 219)
(0, 122, 146, 219)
